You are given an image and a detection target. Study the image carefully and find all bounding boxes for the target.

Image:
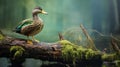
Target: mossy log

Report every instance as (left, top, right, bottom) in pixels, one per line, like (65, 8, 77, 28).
(0, 31, 120, 65)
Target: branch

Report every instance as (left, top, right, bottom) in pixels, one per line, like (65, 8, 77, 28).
(58, 33, 64, 40)
(111, 35, 120, 54)
(80, 24, 97, 51)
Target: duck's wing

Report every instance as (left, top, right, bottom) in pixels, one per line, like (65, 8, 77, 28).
(13, 19, 33, 33)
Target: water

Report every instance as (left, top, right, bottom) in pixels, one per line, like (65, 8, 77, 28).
(0, 58, 120, 67)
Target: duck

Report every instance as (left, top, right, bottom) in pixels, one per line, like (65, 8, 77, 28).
(13, 7, 47, 42)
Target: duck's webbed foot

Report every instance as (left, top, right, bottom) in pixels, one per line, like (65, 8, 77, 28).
(27, 40, 33, 45)
(27, 36, 33, 45)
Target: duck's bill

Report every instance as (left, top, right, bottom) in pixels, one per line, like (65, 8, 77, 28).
(41, 10, 48, 14)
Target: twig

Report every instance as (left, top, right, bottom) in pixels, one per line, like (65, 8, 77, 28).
(80, 24, 97, 51)
(111, 35, 120, 54)
(58, 33, 64, 40)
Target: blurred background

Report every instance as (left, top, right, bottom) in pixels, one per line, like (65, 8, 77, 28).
(0, 0, 120, 67)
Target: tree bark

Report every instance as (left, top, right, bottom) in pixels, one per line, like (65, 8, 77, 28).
(0, 30, 120, 65)
(0, 36, 99, 64)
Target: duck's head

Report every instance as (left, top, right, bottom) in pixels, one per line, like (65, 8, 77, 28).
(32, 7, 47, 15)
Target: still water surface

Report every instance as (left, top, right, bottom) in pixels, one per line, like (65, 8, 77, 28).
(0, 58, 119, 67)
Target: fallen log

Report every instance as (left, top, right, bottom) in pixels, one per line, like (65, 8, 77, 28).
(0, 30, 119, 65)
(0, 33, 102, 65)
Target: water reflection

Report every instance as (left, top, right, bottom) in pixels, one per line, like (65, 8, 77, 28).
(0, 58, 119, 67)
(8, 62, 119, 67)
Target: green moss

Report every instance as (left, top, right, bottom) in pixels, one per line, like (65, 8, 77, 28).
(0, 34, 4, 40)
(59, 40, 101, 64)
(102, 53, 120, 61)
(85, 49, 99, 60)
(10, 46, 25, 59)
(59, 40, 74, 46)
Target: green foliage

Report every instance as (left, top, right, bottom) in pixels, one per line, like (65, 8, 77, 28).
(0, 31, 4, 41)
(0, 34, 4, 40)
(59, 40, 101, 64)
(10, 46, 25, 59)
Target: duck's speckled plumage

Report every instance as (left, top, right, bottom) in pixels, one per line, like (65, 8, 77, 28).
(21, 19, 44, 36)
(15, 19, 33, 33)
(14, 7, 47, 38)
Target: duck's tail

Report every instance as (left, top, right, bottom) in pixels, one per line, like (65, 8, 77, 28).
(12, 28, 21, 33)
